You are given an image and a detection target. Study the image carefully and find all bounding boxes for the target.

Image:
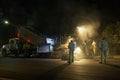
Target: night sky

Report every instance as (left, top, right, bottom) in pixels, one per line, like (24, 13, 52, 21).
(0, 0, 120, 36)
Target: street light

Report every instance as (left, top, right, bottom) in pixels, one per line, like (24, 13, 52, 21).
(3, 20, 21, 38)
(4, 20, 9, 24)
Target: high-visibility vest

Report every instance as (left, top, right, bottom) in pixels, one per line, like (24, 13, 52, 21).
(23, 43, 30, 49)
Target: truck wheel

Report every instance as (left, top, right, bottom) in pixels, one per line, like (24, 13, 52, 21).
(1, 49, 8, 57)
(23, 51, 29, 57)
(12, 50, 18, 57)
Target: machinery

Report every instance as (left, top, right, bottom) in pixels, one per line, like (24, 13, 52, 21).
(1, 27, 55, 57)
(1, 38, 22, 57)
(1, 37, 35, 57)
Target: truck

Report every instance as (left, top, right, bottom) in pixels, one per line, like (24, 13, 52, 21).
(19, 27, 56, 56)
(1, 38, 24, 57)
(1, 26, 56, 57)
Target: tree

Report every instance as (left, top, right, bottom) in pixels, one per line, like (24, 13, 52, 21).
(102, 22, 120, 54)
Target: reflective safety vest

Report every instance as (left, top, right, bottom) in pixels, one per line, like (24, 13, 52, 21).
(23, 43, 30, 49)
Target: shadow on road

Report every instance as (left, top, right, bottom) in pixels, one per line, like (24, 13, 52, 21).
(36, 63, 69, 80)
(106, 63, 120, 68)
(0, 63, 69, 80)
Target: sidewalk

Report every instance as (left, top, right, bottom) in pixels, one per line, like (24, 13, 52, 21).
(93, 55, 120, 67)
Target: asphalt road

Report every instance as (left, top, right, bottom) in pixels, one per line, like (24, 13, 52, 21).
(0, 57, 120, 80)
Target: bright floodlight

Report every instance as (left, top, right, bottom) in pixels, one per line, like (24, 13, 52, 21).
(77, 27, 86, 33)
(76, 26, 88, 41)
(74, 47, 82, 54)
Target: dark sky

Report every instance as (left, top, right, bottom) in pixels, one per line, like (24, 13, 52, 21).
(0, 0, 120, 36)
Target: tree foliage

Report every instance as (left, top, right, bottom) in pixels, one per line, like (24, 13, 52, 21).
(102, 22, 120, 54)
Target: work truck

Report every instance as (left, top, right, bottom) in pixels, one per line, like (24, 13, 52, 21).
(1, 26, 55, 57)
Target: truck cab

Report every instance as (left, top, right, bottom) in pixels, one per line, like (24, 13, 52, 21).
(1, 38, 22, 57)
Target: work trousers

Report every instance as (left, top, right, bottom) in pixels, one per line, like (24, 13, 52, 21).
(101, 49, 107, 64)
(68, 50, 74, 64)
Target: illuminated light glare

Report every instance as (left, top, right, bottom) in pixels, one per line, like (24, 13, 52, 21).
(68, 36, 74, 42)
(74, 47, 82, 54)
(74, 47, 83, 61)
(2, 45, 5, 48)
(77, 27, 86, 34)
(76, 24, 99, 41)
(77, 26, 88, 41)
(46, 38, 55, 45)
(4, 20, 9, 24)
(58, 36, 74, 49)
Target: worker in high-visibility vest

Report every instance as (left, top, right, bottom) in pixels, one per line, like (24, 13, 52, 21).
(99, 37, 108, 64)
(68, 40, 76, 64)
(23, 41, 31, 57)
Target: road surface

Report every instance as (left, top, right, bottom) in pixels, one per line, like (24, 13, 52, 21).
(0, 57, 120, 80)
